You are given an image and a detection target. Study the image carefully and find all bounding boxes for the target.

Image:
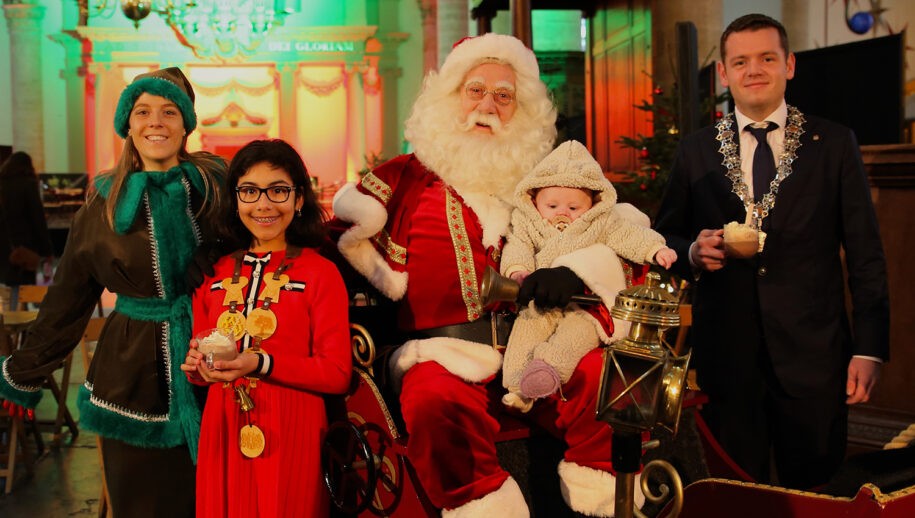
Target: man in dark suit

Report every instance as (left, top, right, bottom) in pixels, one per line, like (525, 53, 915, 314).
(654, 13, 889, 489)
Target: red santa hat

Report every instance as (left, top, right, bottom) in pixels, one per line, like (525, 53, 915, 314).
(439, 33, 540, 84)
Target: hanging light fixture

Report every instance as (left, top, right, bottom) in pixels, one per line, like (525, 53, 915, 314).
(91, 0, 298, 62)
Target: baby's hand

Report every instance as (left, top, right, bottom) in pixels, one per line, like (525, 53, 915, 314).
(655, 247, 678, 269)
(510, 270, 530, 284)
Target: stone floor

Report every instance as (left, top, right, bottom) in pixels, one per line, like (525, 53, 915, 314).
(0, 349, 106, 517)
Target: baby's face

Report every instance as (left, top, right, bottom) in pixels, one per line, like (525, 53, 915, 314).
(533, 186, 593, 224)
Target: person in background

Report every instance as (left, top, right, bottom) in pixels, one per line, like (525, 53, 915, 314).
(331, 34, 639, 516)
(653, 13, 889, 489)
(0, 151, 54, 309)
(500, 140, 676, 412)
(0, 67, 226, 516)
(181, 139, 351, 518)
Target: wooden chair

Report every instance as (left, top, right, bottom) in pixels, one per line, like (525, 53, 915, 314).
(80, 317, 109, 518)
(0, 314, 37, 494)
(15, 285, 80, 446)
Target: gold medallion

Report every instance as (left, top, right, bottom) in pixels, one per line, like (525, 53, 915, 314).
(246, 307, 277, 340)
(216, 310, 246, 340)
(239, 424, 265, 458)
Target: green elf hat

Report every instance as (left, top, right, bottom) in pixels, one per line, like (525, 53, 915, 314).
(114, 67, 197, 139)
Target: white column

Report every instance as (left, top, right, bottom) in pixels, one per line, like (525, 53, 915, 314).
(650, 0, 723, 94)
(436, 0, 469, 68)
(87, 62, 123, 174)
(345, 62, 367, 183)
(3, 3, 46, 171)
(781, 0, 815, 52)
(49, 30, 87, 172)
(277, 63, 299, 150)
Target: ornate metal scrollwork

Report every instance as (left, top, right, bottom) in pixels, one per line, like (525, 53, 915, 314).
(350, 323, 376, 375)
(635, 459, 683, 518)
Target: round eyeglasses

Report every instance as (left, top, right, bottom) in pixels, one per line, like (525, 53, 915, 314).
(464, 83, 515, 106)
(235, 185, 295, 204)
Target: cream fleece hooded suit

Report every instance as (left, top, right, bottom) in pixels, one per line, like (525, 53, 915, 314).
(501, 140, 667, 401)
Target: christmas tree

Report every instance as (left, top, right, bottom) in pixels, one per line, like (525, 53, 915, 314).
(615, 85, 729, 218)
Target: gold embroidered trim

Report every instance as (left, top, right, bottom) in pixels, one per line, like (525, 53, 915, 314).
(360, 171, 393, 205)
(446, 189, 482, 321)
(716, 105, 805, 228)
(372, 230, 407, 265)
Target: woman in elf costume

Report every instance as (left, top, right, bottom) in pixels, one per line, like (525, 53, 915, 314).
(181, 139, 351, 518)
(0, 67, 225, 516)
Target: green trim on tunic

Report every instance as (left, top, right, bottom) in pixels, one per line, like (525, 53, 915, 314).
(80, 162, 204, 461)
(0, 356, 43, 407)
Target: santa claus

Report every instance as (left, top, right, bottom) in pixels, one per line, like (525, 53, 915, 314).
(332, 33, 637, 517)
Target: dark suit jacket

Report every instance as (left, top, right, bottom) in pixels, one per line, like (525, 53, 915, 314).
(654, 113, 889, 399)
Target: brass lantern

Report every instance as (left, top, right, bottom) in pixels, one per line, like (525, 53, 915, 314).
(596, 272, 691, 434)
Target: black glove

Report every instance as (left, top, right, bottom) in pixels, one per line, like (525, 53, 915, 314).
(185, 244, 223, 294)
(517, 266, 585, 309)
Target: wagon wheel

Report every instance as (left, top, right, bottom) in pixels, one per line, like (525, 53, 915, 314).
(323, 420, 378, 514)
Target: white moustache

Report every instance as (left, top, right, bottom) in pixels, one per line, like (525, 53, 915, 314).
(459, 111, 507, 135)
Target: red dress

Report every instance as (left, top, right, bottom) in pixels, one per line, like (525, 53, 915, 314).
(192, 248, 351, 518)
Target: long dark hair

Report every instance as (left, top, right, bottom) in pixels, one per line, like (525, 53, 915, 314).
(219, 139, 326, 250)
(0, 151, 36, 178)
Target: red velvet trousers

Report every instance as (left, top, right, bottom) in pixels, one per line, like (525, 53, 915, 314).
(399, 347, 612, 510)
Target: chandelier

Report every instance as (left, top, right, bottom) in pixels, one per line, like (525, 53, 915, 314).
(91, 1, 298, 62)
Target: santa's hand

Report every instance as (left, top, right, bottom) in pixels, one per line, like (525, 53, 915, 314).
(2, 399, 34, 421)
(517, 266, 585, 309)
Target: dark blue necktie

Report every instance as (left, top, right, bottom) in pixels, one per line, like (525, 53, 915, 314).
(747, 122, 778, 202)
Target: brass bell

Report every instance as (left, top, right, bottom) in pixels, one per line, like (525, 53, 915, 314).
(235, 385, 255, 412)
(479, 266, 520, 308)
(479, 266, 601, 309)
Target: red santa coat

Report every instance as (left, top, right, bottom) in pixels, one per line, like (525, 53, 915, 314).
(334, 155, 641, 515)
(191, 248, 351, 518)
(335, 154, 507, 384)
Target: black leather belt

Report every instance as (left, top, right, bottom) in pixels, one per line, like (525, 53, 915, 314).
(410, 312, 514, 347)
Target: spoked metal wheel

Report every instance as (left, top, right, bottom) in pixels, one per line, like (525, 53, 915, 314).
(323, 420, 378, 515)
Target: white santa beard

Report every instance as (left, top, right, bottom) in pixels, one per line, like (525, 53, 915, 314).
(414, 114, 548, 202)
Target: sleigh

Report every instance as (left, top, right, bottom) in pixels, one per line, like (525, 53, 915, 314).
(322, 295, 611, 517)
(321, 284, 915, 517)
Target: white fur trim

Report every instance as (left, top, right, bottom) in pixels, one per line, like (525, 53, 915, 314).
(440, 33, 539, 89)
(558, 460, 644, 517)
(442, 476, 529, 518)
(552, 244, 629, 344)
(613, 202, 650, 227)
(460, 191, 513, 249)
(388, 337, 503, 392)
(333, 182, 408, 301)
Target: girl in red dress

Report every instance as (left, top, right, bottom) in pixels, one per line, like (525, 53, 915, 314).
(181, 139, 351, 517)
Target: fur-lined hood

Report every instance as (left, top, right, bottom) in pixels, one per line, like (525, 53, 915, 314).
(513, 140, 617, 231)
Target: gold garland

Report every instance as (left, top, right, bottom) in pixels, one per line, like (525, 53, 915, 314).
(193, 78, 276, 97)
(299, 73, 345, 97)
(715, 105, 805, 227)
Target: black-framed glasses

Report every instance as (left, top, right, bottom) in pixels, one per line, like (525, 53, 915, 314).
(235, 185, 295, 204)
(464, 83, 515, 106)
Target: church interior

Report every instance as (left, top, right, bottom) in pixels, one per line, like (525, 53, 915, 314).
(1, 0, 914, 516)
